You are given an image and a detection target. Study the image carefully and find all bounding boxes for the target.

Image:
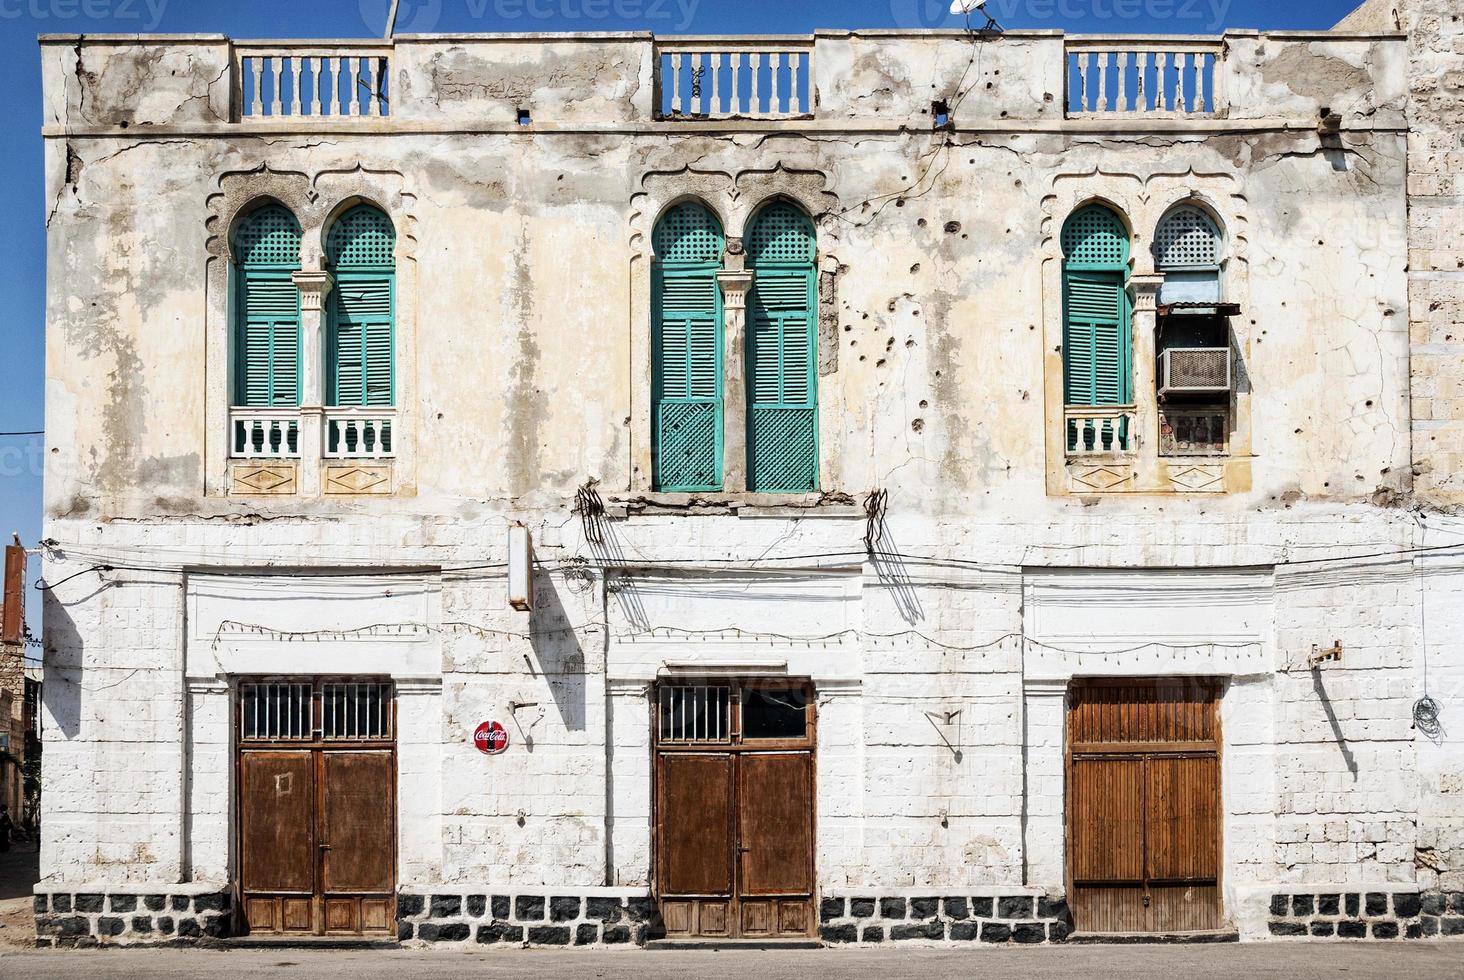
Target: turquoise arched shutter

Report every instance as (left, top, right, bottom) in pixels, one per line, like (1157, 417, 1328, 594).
(747, 203, 818, 492)
(233, 205, 302, 407)
(327, 205, 396, 407)
(1061, 205, 1132, 451)
(652, 203, 724, 491)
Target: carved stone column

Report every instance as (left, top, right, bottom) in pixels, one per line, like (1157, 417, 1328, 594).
(293, 270, 334, 497)
(718, 242, 753, 494)
(1129, 272, 1165, 486)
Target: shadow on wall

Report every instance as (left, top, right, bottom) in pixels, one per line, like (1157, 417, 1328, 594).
(1311, 666, 1360, 779)
(41, 585, 95, 742)
(527, 568, 588, 735)
(867, 495, 925, 626)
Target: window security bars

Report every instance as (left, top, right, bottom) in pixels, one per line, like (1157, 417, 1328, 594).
(239, 679, 395, 742)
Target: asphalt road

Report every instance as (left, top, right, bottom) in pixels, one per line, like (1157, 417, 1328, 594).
(1, 943, 1462, 979)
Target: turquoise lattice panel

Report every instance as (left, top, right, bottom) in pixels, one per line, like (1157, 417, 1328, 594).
(328, 205, 397, 267)
(234, 205, 302, 268)
(749, 407, 817, 492)
(656, 401, 721, 491)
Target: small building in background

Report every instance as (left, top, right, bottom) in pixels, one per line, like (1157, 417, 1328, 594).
(1, 542, 31, 826)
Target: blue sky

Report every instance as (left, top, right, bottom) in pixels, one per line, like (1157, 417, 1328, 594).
(0, 0, 1362, 563)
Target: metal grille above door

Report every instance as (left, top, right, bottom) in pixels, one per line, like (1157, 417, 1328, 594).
(237, 678, 397, 938)
(1066, 678, 1223, 935)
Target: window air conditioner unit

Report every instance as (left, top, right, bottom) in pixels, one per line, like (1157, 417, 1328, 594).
(1159, 347, 1231, 397)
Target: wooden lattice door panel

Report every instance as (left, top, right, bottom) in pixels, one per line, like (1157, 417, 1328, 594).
(237, 679, 397, 937)
(1066, 678, 1223, 935)
(654, 681, 816, 940)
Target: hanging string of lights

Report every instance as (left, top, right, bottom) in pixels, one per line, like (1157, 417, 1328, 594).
(205, 618, 1262, 660)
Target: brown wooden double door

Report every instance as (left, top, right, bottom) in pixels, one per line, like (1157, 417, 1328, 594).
(237, 679, 397, 937)
(1066, 678, 1223, 934)
(654, 681, 816, 939)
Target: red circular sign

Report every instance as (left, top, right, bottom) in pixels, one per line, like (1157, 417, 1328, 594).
(474, 721, 509, 755)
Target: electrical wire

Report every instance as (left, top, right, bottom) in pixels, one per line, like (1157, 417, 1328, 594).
(34, 537, 1464, 596)
(0, 430, 42, 437)
(826, 16, 991, 231)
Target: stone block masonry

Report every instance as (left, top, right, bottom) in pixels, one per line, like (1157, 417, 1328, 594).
(1266, 890, 1464, 940)
(31, 887, 231, 947)
(396, 890, 659, 947)
(818, 893, 1072, 945)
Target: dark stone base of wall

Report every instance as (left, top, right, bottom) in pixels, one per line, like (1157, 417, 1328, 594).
(396, 890, 660, 947)
(1267, 891, 1464, 940)
(819, 894, 1072, 945)
(33, 889, 232, 947)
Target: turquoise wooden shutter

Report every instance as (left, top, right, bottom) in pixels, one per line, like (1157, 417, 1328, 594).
(332, 275, 394, 406)
(1062, 271, 1128, 406)
(652, 203, 724, 491)
(232, 205, 302, 407)
(327, 206, 396, 407)
(747, 203, 818, 492)
(1061, 204, 1132, 451)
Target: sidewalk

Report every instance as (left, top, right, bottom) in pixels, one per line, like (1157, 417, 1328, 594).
(0, 943, 1462, 979)
(0, 838, 38, 950)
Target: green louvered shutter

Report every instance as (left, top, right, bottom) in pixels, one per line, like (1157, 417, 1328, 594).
(331, 275, 394, 406)
(747, 203, 818, 492)
(233, 206, 302, 407)
(327, 206, 396, 407)
(1061, 205, 1132, 451)
(652, 203, 724, 491)
(1062, 271, 1128, 406)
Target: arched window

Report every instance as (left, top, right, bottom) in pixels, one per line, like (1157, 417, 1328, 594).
(1154, 204, 1222, 306)
(232, 204, 302, 409)
(746, 201, 818, 492)
(1061, 204, 1132, 452)
(326, 204, 396, 408)
(652, 202, 724, 491)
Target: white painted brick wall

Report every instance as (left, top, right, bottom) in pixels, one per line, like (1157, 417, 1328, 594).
(35, 504, 1461, 925)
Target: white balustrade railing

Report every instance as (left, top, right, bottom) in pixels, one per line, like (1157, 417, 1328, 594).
(657, 40, 813, 119)
(1066, 39, 1224, 117)
(235, 45, 391, 118)
(231, 409, 302, 459)
(325, 409, 396, 459)
(1065, 405, 1137, 456)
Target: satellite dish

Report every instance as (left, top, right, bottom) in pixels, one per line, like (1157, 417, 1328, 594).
(950, 0, 986, 12)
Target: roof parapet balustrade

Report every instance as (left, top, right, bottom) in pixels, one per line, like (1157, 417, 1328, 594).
(655, 37, 814, 120)
(234, 42, 393, 118)
(1065, 36, 1226, 118)
(36, 31, 1405, 132)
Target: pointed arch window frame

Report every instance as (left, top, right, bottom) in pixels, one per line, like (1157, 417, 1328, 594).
(1061, 203, 1134, 454)
(231, 203, 305, 410)
(325, 203, 398, 409)
(651, 200, 727, 493)
(745, 200, 820, 493)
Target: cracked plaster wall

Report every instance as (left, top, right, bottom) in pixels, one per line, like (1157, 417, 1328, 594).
(1337, 0, 1464, 896)
(34, 32, 1460, 916)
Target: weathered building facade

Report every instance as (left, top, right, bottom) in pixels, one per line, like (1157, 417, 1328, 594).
(33, 3, 1464, 948)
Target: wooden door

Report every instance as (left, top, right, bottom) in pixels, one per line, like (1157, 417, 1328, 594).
(237, 679, 397, 937)
(1066, 678, 1222, 934)
(654, 681, 816, 939)
(737, 752, 814, 938)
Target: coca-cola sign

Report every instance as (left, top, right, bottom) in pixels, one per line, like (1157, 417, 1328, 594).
(473, 721, 509, 756)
